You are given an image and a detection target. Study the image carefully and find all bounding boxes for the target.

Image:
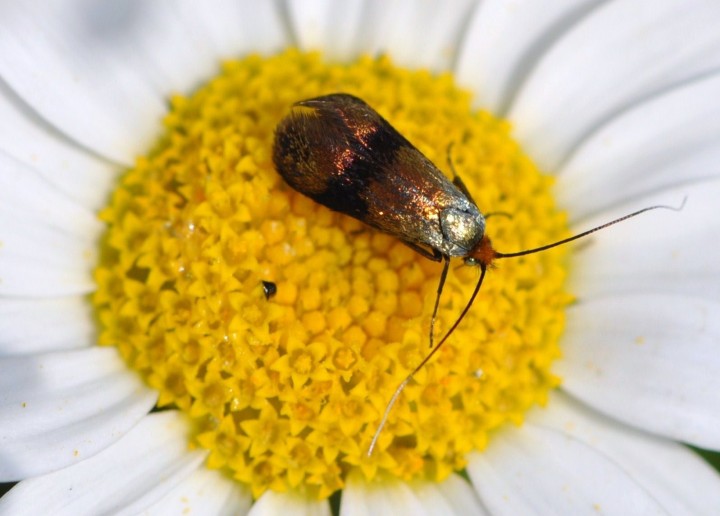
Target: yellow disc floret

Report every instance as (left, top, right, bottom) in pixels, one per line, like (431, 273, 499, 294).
(94, 49, 571, 500)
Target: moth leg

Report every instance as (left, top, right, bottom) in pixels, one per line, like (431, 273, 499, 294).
(402, 241, 443, 262)
(447, 146, 513, 225)
(447, 143, 479, 206)
(451, 174, 478, 207)
(400, 242, 447, 348)
(446, 145, 513, 220)
(448, 146, 509, 220)
(429, 255, 451, 348)
(484, 211, 513, 220)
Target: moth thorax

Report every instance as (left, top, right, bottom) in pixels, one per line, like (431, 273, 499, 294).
(440, 207, 486, 254)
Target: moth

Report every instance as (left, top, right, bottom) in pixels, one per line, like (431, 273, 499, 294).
(272, 93, 681, 454)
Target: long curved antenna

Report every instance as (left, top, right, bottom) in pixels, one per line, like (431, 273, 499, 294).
(429, 256, 451, 348)
(367, 265, 488, 456)
(496, 199, 686, 259)
(367, 197, 687, 456)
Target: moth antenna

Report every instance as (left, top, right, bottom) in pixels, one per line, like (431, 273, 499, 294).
(495, 198, 687, 260)
(446, 142, 457, 175)
(367, 265, 488, 457)
(368, 197, 686, 456)
(429, 257, 451, 348)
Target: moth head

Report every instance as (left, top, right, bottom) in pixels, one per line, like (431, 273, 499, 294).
(439, 207, 486, 255)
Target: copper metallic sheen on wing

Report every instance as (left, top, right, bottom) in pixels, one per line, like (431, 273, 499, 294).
(272, 93, 486, 259)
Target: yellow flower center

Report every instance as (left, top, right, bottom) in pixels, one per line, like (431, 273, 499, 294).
(94, 49, 571, 500)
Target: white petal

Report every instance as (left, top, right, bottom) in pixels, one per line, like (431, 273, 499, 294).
(508, 0, 720, 170)
(340, 471, 427, 516)
(249, 490, 330, 516)
(558, 293, 720, 449)
(173, 0, 287, 58)
(568, 177, 720, 300)
(411, 474, 488, 515)
(0, 297, 94, 356)
(0, 347, 157, 480)
(0, 2, 164, 164)
(0, 217, 96, 297)
(0, 151, 101, 299)
(0, 151, 102, 240)
(143, 466, 252, 516)
(0, 412, 206, 515)
(557, 71, 720, 223)
(286, 0, 366, 60)
(466, 424, 664, 515)
(0, 88, 118, 211)
(530, 392, 720, 515)
(455, 0, 603, 113)
(0, 1, 287, 165)
(298, 0, 476, 71)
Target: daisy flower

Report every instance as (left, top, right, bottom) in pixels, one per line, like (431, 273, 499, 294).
(2, 1, 720, 514)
